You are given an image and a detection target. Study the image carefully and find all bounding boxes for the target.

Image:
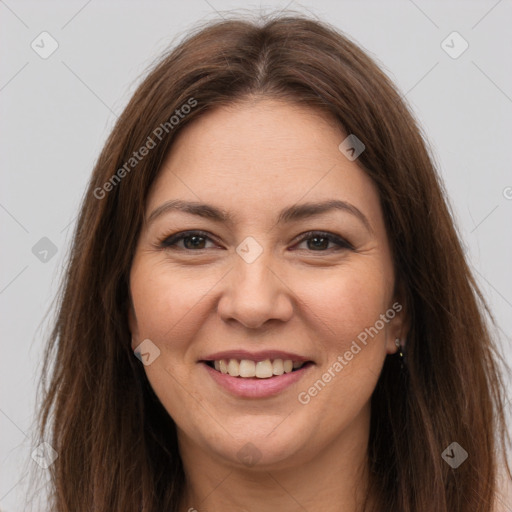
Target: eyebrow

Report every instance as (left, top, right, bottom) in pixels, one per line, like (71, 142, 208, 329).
(146, 199, 373, 234)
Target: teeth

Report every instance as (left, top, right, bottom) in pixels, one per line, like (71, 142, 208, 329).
(255, 359, 273, 378)
(272, 358, 284, 376)
(239, 359, 256, 377)
(211, 358, 306, 378)
(227, 358, 240, 376)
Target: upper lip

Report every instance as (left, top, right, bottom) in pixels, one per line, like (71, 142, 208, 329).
(200, 349, 313, 363)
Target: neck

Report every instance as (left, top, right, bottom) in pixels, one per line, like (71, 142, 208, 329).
(177, 405, 374, 512)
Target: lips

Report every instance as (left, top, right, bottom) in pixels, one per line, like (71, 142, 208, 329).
(199, 349, 314, 398)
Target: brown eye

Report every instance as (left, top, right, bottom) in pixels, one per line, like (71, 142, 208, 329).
(295, 231, 354, 251)
(160, 231, 217, 250)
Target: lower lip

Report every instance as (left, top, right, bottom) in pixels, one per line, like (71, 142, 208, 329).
(201, 362, 313, 398)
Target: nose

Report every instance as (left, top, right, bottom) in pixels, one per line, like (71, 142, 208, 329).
(216, 249, 294, 330)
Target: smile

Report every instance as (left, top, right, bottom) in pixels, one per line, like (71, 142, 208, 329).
(206, 358, 307, 378)
(201, 360, 314, 399)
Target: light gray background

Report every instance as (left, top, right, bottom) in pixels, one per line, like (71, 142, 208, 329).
(1, 1, 511, 510)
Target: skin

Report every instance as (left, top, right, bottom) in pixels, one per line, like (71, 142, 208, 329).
(129, 97, 408, 512)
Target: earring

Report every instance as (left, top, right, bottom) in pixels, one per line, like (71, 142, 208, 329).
(395, 338, 405, 369)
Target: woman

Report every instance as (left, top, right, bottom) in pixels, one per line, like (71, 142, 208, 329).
(35, 12, 511, 512)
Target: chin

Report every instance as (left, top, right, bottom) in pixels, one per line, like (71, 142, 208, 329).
(203, 421, 314, 470)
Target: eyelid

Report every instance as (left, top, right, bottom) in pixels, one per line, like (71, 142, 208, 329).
(158, 230, 219, 249)
(293, 230, 354, 251)
(158, 229, 354, 252)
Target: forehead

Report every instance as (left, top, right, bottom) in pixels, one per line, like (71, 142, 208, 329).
(146, 98, 381, 228)
(165, 98, 343, 172)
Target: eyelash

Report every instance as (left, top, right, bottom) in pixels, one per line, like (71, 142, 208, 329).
(157, 230, 354, 252)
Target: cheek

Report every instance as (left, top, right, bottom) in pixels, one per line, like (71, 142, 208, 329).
(292, 266, 391, 420)
(129, 259, 213, 419)
(129, 259, 212, 352)
(295, 260, 391, 353)
(131, 271, 169, 338)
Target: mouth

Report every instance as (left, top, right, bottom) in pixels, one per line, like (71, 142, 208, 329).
(199, 350, 315, 398)
(203, 358, 313, 378)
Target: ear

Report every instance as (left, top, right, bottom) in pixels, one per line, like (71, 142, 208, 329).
(128, 297, 139, 351)
(385, 280, 410, 355)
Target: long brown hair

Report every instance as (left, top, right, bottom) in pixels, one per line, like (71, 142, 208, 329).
(34, 11, 510, 511)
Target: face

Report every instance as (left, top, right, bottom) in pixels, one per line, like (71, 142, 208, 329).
(129, 97, 406, 471)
